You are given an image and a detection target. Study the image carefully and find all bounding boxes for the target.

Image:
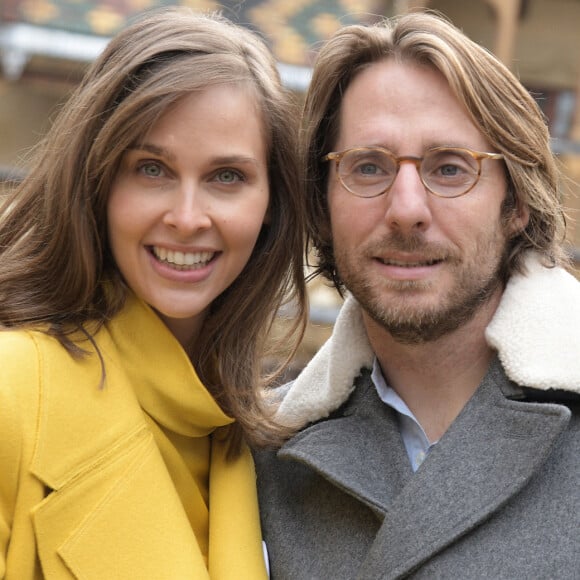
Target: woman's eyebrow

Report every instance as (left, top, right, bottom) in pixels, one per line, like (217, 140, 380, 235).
(129, 143, 176, 161)
(208, 155, 259, 166)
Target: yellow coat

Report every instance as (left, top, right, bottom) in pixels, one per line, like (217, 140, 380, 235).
(0, 295, 266, 579)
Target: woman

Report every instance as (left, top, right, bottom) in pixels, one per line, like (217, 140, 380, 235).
(0, 8, 306, 579)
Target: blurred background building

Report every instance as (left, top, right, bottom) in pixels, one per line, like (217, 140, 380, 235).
(1, 0, 579, 363)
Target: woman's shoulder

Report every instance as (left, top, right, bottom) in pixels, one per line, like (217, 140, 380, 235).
(0, 325, 109, 404)
(0, 324, 65, 368)
(0, 328, 58, 413)
(0, 329, 48, 474)
(0, 326, 110, 463)
(0, 327, 45, 377)
(0, 327, 94, 407)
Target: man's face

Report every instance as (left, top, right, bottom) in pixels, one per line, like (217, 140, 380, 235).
(327, 59, 527, 344)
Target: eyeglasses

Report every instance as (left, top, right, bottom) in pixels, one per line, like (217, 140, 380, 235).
(322, 146, 504, 199)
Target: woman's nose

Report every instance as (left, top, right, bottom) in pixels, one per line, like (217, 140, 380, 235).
(163, 181, 212, 233)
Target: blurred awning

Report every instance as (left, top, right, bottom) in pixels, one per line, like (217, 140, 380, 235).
(0, 0, 386, 90)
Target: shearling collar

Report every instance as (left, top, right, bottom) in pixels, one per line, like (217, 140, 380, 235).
(277, 252, 580, 427)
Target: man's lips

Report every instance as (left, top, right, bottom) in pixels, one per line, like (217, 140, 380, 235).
(377, 257, 444, 267)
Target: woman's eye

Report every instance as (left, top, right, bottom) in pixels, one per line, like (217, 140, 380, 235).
(138, 161, 165, 178)
(215, 169, 244, 184)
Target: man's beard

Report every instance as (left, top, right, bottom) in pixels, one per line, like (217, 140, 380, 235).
(335, 230, 507, 345)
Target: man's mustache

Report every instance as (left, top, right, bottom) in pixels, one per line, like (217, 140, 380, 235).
(369, 232, 454, 260)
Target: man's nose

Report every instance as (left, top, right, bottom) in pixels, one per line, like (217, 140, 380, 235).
(382, 161, 432, 233)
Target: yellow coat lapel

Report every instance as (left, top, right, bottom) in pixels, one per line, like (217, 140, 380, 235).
(33, 426, 207, 579)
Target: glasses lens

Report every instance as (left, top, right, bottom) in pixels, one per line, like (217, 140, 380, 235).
(422, 149, 479, 197)
(339, 148, 396, 198)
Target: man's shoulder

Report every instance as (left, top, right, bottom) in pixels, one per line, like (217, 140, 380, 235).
(488, 255, 580, 395)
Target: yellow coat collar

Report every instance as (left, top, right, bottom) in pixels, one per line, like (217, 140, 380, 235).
(31, 293, 231, 490)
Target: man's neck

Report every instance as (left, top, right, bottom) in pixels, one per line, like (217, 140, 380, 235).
(363, 292, 501, 443)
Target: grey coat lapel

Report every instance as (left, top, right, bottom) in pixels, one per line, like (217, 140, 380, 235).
(358, 360, 572, 579)
(279, 372, 413, 516)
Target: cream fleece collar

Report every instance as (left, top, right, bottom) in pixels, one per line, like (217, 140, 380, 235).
(277, 252, 580, 427)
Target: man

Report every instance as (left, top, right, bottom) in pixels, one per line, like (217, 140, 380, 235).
(255, 11, 580, 579)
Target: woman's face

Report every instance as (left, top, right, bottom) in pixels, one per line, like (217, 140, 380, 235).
(107, 84, 270, 348)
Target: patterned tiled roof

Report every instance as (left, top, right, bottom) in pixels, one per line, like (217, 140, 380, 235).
(0, 0, 386, 66)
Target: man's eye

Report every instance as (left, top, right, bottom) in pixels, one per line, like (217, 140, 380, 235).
(349, 158, 391, 178)
(355, 163, 380, 175)
(439, 164, 461, 176)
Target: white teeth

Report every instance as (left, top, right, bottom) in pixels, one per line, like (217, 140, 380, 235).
(173, 251, 185, 264)
(152, 247, 214, 269)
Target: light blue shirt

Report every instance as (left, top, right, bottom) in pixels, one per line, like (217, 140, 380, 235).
(371, 358, 437, 472)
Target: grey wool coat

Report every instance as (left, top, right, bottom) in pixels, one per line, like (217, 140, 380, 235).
(255, 253, 580, 579)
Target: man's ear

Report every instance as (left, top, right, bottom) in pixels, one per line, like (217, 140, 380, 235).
(506, 196, 530, 237)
